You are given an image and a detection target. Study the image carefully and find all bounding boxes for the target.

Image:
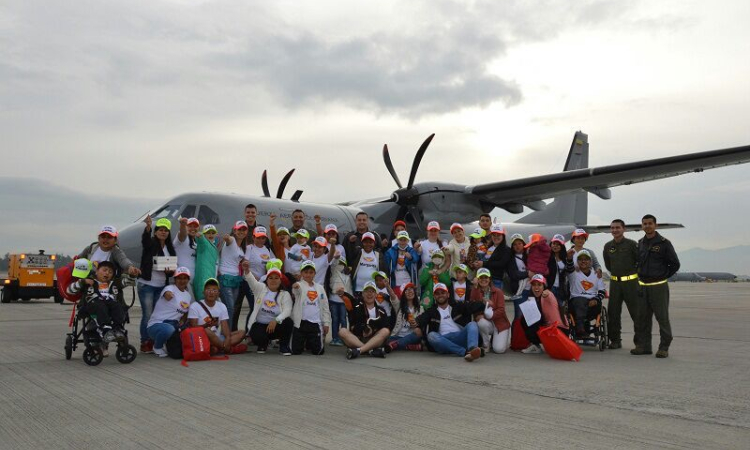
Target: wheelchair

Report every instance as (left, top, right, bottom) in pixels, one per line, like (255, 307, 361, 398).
(64, 277, 138, 366)
(564, 296, 609, 351)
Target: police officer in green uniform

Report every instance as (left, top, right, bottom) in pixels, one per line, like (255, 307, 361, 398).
(603, 219, 640, 350)
(634, 214, 680, 358)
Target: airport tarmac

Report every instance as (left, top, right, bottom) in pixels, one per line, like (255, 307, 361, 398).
(0, 283, 748, 449)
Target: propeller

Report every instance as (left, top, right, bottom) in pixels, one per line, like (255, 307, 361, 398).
(381, 133, 435, 225)
(261, 169, 299, 199)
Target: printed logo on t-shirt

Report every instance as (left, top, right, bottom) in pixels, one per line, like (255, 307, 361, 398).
(376, 293, 385, 303)
(179, 301, 190, 310)
(301, 248, 311, 259)
(459, 248, 466, 262)
(260, 254, 269, 260)
(363, 256, 375, 263)
(581, 280, 594, 291)
(397, 255, 405, 266)
(307, 290, 318, 302)
(98, 282, 109, 291)
(264, 299, 277, 308)
(455, 288, 466, 299)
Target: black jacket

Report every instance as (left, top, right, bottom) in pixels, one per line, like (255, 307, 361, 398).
(637, 232, 680, 282)
(347, 300, 389, 338)
(506, 253, 528, 294)
(349, 248, 388, 288)
(417, 301, 485, 336)
(483, 243, 511, 281)
(547, 253, 569, 301)
(139, 226, 176, 282)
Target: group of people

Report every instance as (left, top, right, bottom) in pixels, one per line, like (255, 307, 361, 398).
(69, 204, 680, 362)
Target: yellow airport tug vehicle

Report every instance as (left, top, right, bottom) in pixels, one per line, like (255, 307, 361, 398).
(2, 251, 63, 303)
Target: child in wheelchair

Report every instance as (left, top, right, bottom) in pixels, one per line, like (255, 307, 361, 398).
(67, 259, 128, 344)
(566, 250, 606, 340)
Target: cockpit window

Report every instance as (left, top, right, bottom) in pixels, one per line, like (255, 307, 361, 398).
(151, 204, 182, 221)
(181, 204, 197, 220)
(197, 205, 220, 225)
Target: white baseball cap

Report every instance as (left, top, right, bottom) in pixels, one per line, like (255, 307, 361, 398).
(174, 267, 191, 278)
(427, 221, 440, 231)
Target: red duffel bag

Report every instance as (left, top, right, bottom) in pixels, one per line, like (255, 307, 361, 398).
(537, 322, 582, 362)
(510, 317, 530, 351)
(56, 262, 82, 303)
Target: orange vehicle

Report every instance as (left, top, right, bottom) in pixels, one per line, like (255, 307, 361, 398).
(2, 251, 63, 303)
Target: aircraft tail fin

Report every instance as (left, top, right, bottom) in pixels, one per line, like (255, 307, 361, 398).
(516, 131, 589, 225)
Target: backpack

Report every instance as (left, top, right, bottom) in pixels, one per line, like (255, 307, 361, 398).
(166, 330, 183, 359)
(180, 302, 229, 366)
(57, 262, 81, 303)
(510, 317, 531, 351)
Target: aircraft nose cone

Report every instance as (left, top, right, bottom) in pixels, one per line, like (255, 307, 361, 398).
(117, 222, 143, 264)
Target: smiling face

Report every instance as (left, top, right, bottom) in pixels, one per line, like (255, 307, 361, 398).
(512, 240, 525, 253)
(610, 221, 625, 240)
(362, 288, 376, 305)
(187, 223, 199, 237)
(98, 233, 117, 251)
(292, 211, 305, 229)
(403, 287, 416, 301)
(155, 227, 169, 242)
(175, 275, 190, 290)
(266, 273, 281, 291)
(641, 217, 657, 235)
(531, 280, 545, 297)
(434, 289, 449, 305)
(312, 244, 326, 257)
(550, 241, 562, 253)
(244, 206, 257, 224)
(300, 267, 315, 283)
(578, 256, 592, 271)
(253, 235, 267, 247)
(427, 229, 439, 241)
(478, 276, 490, 289)
(234, 227, 248, 241)
(479, 216, 492, 230)
(451, 228, 465, 242)
(572, 235, 587, 248)
(491, 233, 504, 246)
(204, 284, 219, 302)
(362, 239, 375, 252)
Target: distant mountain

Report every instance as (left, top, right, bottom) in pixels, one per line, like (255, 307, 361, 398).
(677, 245, 750, 276)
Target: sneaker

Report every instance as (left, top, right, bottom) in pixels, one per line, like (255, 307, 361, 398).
(113, 329, 126, 342)
(279, 344, 292, 356)
(369, 347, 386, 358)
(330, 339, 343, 347)
(231, 343, 248, 354)
(608, 341, 622, 349)
(386, 341, 398, 353)
(521, 344, 542, 354)
(103, 330, 116, 343)
(153, 346, 168, 358)
(630, 348, 653, 355)
(257, 346, 267, 354)
(464, 347, 481, 362)
(346, 348, 360, 360)
(655, 349, 669, 358)
(405, 343, 422, 352)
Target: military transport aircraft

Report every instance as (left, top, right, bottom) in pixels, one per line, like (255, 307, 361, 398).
(115, 131, 750, 260)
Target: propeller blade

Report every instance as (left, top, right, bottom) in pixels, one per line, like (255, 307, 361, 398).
(407, 133, 435, 188)
(291, 190, 303, 202)
(382, 144, 403, 189)
(276, 169, 296, 199)
(261, 170, 271, 197)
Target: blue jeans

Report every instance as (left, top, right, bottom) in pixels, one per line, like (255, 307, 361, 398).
(388, 332, 421, 349)
(147, 320, 179, 350)
(137, 283, 164, 343)
(220, 285, 240, 327)
(427, 322, 479, 356)
(492, 279, 504, 290)
(330, 302, 347, 341)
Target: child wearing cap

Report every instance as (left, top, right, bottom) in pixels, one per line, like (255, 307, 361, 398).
(387, 283, 423, 352)
(418, 250, 452, 310)
(451, 264, 471, 303)
(565, 250, 606, 339)
(287, 229, 312, 279)
(443, 223, 471, 279)
(464, 227, 488, 277)
(137, 215, 177, 353)
(147, 267, 193, 357)
(385, 220, 411, 249)
(525, 233, 551, 278)
(350, 232, 387, 295)
(314, 219, 348, 263)
(193, 224, 219, 300)
(311, 236, 339, 286)
(68, 260, 127, 345)
(569, 229, 603, 277)
(385, 230, 420, 292)
(414, 221, 448, 266)
(507, 233, 530, 320)
(338, 281, 391, 359)
(291, 261, 331, 355)
(242, 261, 294, 355)
(188, 278, 246, 354)
(173, 217, 200, 295)
(244, 226, 276, 281)
(471, 268, 511, 354)
(217, 221, 249, 327)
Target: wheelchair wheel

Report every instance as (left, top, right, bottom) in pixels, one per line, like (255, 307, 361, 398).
(83, 347, 104, 366)
(115, 345, 137, 364)
(599, 307, 609, 351)
(64, 335, 73, 360)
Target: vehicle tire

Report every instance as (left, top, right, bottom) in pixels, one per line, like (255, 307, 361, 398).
(65, 335, 73, 360)
(115, 345, 137, 364)
(82, 347, 104, 366)
(1, 287, 13, 303)
(0, 288, 7, 304)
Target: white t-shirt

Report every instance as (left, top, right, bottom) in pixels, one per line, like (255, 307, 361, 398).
(301, 288, 322, 324)
(376, 287, 392, 316)
(173, 236, 197, 276)
(327, 243, 346, 262)
(355, 250, 379, 291)
(513, 254, 530, 291)
(287, 244, 311, 275)
(367, 305, 377, 319)
(397, 305, 416, 337)
(219, 240, 244, 277)
(438, 306, 462, 335)
(444, 239, 470, 274)
(245, 245, 274, 280)
(90, 247, 111, 264)
(148, 285, 192, 327)
(554, 259, 565, 288)
(418, 239, 447, 266)
(486, 245, 496, 260)
(188, 301, 229, 338)
(569, 270, 605, 299)
(139, 246, 172, 288)
(475, 241, 489, 261)
(453, 281, 467, 302)
(393, 247, 411, 286)
(312, 253, 332, 285)
(255, 290, 281, 324)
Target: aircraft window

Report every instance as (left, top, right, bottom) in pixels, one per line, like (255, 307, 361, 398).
(197, 205, 220, 225)
(181, 204, 197, 219)
(151, 204, 182, 220)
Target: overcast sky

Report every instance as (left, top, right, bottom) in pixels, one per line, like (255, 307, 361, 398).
(1, 0, 749, 258)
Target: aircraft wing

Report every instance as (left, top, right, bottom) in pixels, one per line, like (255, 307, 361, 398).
(468, 144, 750, 207)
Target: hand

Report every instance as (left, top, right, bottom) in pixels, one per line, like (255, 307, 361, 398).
(127, 267, 141, 277)
(429, 269, 437, 276)
(596, 268, 603, 279)
(223, 234, 232, 244)
(292, 282, 300, 290)
(336, 287, 345, 295)
(404, 252, 412, 260)
(223, 339, 232, 353)
(323, 325, 329, 336)
(542, 289, 550, 298)
(266, 320, 277, 334)
(145, 214, 152, 228)
(473, 261, 483, 269)
(588, 299, 598, 308)
(333, 251, 341, 259)
(363, 326, 373, 338)
(349, 234, 357, 243)
(408, 318, 417, 328)
(269, 213, 276, 225)
(241, 260, 250, 274)
(179, 217, 188, 225)
(314, 214, 321, 224)
(164, 291, 174, 300)
(414, 241, 421, 251)
(329, 237, 337, 245)
(566, 248, 575, 260)
(84, 278, 95, 286)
